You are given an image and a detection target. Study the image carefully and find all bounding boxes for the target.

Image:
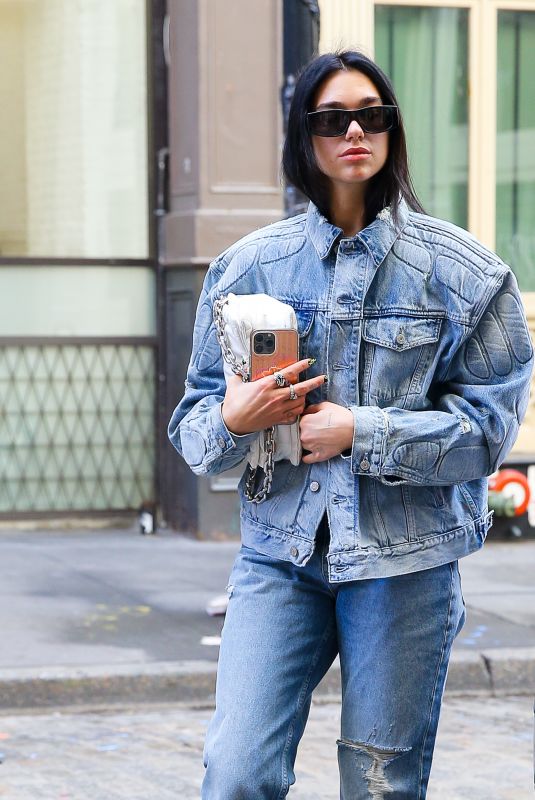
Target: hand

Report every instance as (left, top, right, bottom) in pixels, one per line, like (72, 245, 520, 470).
(221, 358, 327, 436)
(299, 402, 354, 464)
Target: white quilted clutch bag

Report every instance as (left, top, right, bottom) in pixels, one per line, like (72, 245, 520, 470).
(213, 293, 302, 502)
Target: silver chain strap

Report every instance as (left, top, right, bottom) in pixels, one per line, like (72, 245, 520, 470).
(213, 296, 250, 381)
(213, 296, 275, 503)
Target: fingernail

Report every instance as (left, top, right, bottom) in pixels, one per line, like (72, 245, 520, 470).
(308, 357, 316, 366)
(323, 375, 329, 383)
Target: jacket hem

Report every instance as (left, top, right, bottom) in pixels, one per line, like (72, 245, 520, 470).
(239, 510, 493, 580)
(326, 511, 493, 581)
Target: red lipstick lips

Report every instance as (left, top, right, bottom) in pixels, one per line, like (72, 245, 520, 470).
(340, 147, 371, 156)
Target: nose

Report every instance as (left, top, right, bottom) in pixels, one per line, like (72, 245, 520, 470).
(345, 119, 364, 140)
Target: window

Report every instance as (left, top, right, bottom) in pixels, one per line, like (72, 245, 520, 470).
(375, 5, 469, 227)
(0, 0, 148, 259)
(496, 10, 535, 290)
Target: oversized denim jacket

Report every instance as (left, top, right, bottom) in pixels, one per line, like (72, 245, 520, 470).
(168, 199, 534, 581)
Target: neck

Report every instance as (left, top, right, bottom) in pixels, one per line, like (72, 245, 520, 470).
(327, 182, 367, 237)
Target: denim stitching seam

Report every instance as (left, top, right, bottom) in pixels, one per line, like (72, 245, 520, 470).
(416, 561, 455, 800)
(320, 535, 338, 598)
(276, 618, 336, 800)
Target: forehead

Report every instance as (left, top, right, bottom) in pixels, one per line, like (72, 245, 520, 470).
(313, 69, 381, 108)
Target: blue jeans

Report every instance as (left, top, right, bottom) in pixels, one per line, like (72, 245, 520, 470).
(202, 514, 466, 799)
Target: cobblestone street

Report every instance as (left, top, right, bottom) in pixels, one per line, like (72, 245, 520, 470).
(0, 695, 532, 799)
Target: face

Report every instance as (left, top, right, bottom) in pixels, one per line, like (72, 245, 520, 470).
(310, 69, 390, 190)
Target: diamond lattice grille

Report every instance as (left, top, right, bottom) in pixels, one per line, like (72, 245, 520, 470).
(0, 343, 155, 512)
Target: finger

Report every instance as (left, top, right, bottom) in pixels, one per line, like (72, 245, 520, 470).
(257, 359, 310, 388)
(279, 358, 316, 382)
(301, 403, 323, 415)
(278, 400, 303, 420)
(294, 374, 327, 395)
(256, 371, 288, 391)
(286, 401, 305, 414)
(257, 367, 295, 390)
(302, 450, 323, 464)
(281, 375, 326, 400)
(283, 410, 298, 424)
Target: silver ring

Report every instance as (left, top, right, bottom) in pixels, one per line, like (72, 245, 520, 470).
(273, 371, 288, 388)
(289, 384, 297, 401)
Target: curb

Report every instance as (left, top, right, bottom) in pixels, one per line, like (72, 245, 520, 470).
(1, 649, 535, 711)
(445, 647, 535, 694)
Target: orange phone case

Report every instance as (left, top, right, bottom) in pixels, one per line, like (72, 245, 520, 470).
(249, 329, 299, 382)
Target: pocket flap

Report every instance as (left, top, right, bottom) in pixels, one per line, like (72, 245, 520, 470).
(363, 315, 442, 351)
(294, 307, 315, 338)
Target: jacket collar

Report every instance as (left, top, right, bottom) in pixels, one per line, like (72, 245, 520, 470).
(306, 198, 410, 266)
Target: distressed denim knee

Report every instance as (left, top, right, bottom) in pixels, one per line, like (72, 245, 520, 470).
(337, 739, 413, 800)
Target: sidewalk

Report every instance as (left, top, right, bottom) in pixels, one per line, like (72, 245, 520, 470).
(0, 697, 532, 799)
(0, 526, 534, 708)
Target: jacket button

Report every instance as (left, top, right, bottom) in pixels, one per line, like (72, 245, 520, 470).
(217, 436, 226, 448)
(290, 546, 299, 557)
(396, 332, 406, 346)
(309, 480, 320, 492)
(360, 458, 370, 471)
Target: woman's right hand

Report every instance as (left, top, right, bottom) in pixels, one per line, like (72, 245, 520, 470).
(221, 358, 327, 436)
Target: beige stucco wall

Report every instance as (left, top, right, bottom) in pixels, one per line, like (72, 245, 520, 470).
(163, 0, 284, 264)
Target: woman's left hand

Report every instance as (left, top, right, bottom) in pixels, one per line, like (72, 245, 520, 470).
(299, 402, 354, 463)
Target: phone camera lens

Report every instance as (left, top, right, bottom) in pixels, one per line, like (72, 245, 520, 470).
(253, 331, 275, 355)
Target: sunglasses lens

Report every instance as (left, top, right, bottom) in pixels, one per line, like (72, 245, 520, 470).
(308, 110, 347, 137)
(359, 106, 396, 133)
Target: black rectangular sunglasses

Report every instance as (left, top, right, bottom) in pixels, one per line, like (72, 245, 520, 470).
(307, 105, 399, 137)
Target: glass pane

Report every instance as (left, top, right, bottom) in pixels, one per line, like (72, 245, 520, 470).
(375, 6, 469, 227)
(0, 267, 156, 337)
(496, 11, 535, 290)
(0, 0, 148, 259)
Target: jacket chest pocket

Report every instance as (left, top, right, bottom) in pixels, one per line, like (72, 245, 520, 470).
(360, 315, 442, 407)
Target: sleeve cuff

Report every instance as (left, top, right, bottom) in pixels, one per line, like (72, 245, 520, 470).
(208, 402, 259, 458)
(342, 405, 387, 476)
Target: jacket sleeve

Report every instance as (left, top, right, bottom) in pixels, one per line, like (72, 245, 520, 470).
(167, 262, 259, 476)
(345, 270, 534, 486)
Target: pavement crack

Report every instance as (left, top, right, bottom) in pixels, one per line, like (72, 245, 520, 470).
(481, 653, 495, 695)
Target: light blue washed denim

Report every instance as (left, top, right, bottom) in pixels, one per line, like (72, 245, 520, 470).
(202, 514, 466, 799)
(168, 199, 534, 580)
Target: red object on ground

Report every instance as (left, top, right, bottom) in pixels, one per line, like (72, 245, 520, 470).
(488, 469, 531, 516)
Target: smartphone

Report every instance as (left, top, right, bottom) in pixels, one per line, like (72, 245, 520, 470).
(249, 329, 299, 382)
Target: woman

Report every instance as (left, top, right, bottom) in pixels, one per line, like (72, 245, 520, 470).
(168, 50, 533, 799)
